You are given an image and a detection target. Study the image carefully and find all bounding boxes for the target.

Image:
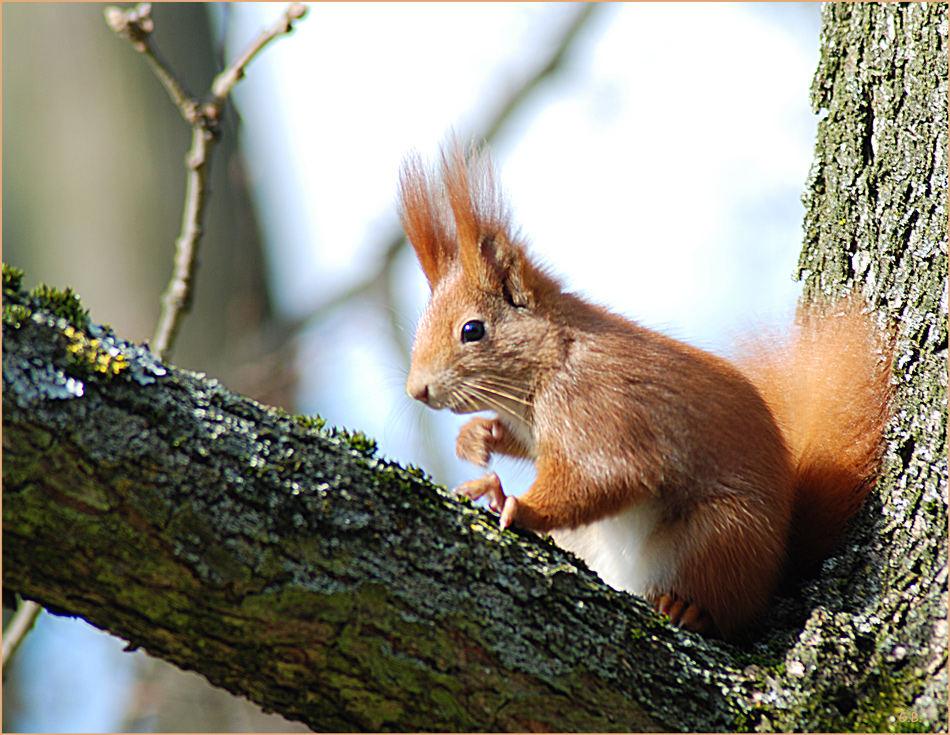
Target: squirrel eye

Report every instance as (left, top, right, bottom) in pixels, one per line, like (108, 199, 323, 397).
(460, 320, 486, 343)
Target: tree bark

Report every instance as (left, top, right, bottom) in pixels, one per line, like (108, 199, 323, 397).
(791, 3, 948, 730)
(3, 3, 947, 732)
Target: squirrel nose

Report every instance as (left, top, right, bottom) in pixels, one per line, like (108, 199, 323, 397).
(406, 376, 430, 404)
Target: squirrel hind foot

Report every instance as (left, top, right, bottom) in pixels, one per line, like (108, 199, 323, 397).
(652, 594, 715, 636)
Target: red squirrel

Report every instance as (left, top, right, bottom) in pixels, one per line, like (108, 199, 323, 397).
(400, 143, 893, 639)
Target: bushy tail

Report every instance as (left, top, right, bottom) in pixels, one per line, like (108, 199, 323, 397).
(736, 295, 894, 571)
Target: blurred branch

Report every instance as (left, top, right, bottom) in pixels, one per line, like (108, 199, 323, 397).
(289, 3, 604, 336)
(104, 2, 309, 362)
(481, 3, 599, 143)
(1, 601, 43, 675)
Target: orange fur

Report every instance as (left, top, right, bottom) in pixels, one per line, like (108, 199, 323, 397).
(398, 154, 454, 286)
(401, 143, 893, 639)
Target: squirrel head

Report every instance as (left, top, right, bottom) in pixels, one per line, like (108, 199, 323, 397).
(399, 143, 564, 421)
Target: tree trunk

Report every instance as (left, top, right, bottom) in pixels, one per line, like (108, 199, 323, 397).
(3, 3, 947, 732)
(791, 3, 948, 730)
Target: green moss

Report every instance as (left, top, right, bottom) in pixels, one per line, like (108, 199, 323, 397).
(293, 413, 327, 431)
(3, 264, 32, 329)
(3, 303, 32, 329)
(401, 463, 429, 481)
(329, 426, 378, 456)
(844, 672, 932, 733)
(252, 585, 358, 624)
(3, 263, 25, 297)
(293, 413, 379, 458)
(29, 282, 89, 332)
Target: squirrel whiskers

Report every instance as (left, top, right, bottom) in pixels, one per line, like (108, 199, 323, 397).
(400, 143, 893, 639)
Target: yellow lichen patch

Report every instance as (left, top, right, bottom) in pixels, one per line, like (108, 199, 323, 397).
(64, 327, 130, 377)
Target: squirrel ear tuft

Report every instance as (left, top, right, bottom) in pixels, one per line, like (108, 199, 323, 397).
(398, 152, 455, 289)
(441, 143, 533, 303)
(400, 141, 556, 306)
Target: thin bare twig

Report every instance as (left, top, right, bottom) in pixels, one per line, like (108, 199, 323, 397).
(104, 3, 199, 123)
(0, 1, 309, 679)
(211, 3, 308, 104)
(104, 2, 309, 361)
(2, 601, 43, 674)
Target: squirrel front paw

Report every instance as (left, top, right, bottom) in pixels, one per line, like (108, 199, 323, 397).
(456, 417, 506, 467)
(453, 472, 520, 529)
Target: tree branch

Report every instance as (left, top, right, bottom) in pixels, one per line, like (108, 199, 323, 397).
(2, 273, 751, 733)
(1, 601, 42, 673)
(3, 3, 946, 731)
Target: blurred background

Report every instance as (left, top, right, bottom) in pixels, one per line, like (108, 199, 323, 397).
(2, 2, 822, 731)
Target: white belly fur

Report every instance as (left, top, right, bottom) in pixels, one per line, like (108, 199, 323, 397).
(493, 412, 675, 596)
(550, 500, 678, 597)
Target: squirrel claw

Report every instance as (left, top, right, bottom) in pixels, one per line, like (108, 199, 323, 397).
(499, 495, 519, 529)
(453, 472, 505, 507)
(653, 594, 714, 635)
(454, 473, 517, 528)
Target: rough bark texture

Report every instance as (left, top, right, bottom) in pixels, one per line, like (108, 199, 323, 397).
(790, 3, 948, 731)
(3, 3, 947, 733)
